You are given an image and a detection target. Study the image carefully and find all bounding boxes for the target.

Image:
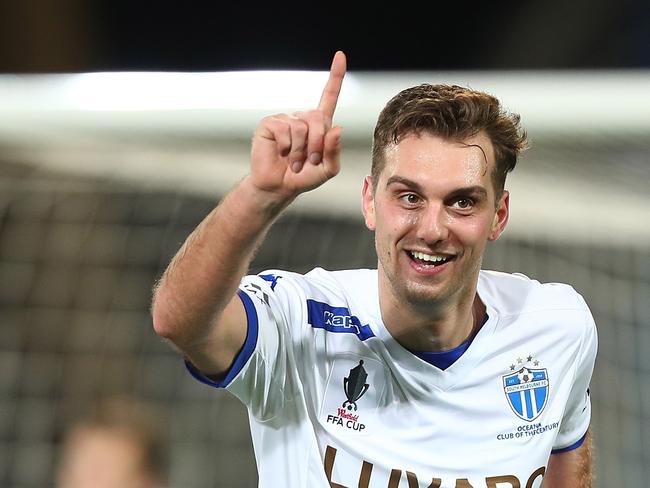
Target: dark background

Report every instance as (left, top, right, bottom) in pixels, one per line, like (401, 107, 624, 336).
(0, 0, 648, 73)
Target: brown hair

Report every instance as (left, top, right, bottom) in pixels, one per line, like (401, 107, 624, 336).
(371, 84, 528, 195)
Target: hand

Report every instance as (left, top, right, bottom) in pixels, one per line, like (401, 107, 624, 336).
(249, 51, 346, 201)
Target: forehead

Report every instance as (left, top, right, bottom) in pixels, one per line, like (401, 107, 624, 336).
(380, 132, 496, 191)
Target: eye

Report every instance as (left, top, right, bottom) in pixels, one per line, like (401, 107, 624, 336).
(451, 198, 474, 210)
(399, 193, 421, 206)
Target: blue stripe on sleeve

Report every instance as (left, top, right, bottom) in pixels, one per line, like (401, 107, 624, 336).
(551, 430, 588, 454)
(184, 289, 259, 388)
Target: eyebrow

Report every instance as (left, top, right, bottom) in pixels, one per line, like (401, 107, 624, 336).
(447, 186, 488, 200)
(385, 176, 424, 192)
(385, 175, 488, 199)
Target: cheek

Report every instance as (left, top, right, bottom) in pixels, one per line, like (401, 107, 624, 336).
(375, 210, 418, 254)
(376, 204, 416, 232)
(449, 215, 493, 243)
(385, 212, 418, 241)
(404, 213, 420, 228)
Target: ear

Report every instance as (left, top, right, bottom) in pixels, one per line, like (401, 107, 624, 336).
(488, 190, 509, 241)
(361, 176, 376, 231)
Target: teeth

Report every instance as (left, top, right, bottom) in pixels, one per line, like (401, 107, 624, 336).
(411, 251, 449, 263)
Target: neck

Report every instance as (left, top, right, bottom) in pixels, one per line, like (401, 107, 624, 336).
(378, 274, 485, 352)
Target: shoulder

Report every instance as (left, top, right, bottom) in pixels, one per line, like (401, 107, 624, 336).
(244, 268, 379, 341)
(304, 268, 378, 305)
(479, 270, 590, 316)
(247, 267, 377, 305)
(306, 267, 377, 290)
(480, 271, 596, 353)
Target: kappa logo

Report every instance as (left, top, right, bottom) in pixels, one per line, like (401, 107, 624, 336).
(259, 273, 282, 291)
(306, 300, 375, 341)
(242, 274, 282, 306)
(324, 311, 358, 330)
(325, 360, 371, 432)
(502, 355, 549, 422)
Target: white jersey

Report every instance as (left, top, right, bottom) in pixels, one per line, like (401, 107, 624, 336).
(187, 268, 597, 488)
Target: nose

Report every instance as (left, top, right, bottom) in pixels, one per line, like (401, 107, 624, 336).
(415, 203, 449, 244)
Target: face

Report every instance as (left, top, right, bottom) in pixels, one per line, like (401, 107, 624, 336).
(57, 427, 156, 488)
(362, 132, 509, 308)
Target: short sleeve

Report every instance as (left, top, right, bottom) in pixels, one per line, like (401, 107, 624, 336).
(186, 271, 302, 420)
(552, 297, 598, 452)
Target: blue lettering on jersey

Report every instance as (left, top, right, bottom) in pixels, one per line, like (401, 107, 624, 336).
(306, 300, 375, 341)
(259, 274, 282, 291)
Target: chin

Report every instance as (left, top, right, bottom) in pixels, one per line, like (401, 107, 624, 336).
(400, 281, 449, 305)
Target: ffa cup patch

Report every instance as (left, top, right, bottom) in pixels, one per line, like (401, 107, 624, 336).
(319, 356, 386, 436)
(502, 355, 549, 422)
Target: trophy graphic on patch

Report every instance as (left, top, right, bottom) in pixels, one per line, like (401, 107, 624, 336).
(342, 360, 370, 411)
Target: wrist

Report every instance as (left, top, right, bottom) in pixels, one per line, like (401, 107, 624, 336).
(238, 175, 296, 217)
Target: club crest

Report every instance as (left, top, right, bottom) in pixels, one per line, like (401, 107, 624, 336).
(502, 355, 549, 422)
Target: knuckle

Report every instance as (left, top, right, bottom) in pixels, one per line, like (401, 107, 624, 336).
(309, 124, 325, 138)
(290, 119, 308, 136)
(263, 116, 288, 133)
(308, 128, 325, 146)
(263, 114, 284, 124)
(289, 149, 305, 161)
(305, 109, 324, 123)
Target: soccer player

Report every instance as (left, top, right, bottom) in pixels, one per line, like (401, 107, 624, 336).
(152, 51, 597, 487)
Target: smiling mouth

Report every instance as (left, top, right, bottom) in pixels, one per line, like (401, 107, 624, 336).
(408, 250, 455, 267)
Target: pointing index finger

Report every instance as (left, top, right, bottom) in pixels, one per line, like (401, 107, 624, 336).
(318, 51, 347, 119)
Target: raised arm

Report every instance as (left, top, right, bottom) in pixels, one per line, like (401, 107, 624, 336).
(151, 52, 347, 377)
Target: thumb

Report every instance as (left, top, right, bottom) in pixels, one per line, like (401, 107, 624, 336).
(322, 126, 342, 179)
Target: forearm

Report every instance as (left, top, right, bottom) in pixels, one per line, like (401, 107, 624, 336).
(152, 175, 292, 348)
(153, 51, 345, 352)
(543, 431, 592, 487)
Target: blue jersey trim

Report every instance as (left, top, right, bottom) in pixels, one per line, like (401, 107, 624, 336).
(185, 289, 259, 388)
(413, 314, 488, 370)
(414, 338, 472, 370)
(306, 299, 375, 341)
(551, 430, 588, 454)
(259, 273, 282, 290)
